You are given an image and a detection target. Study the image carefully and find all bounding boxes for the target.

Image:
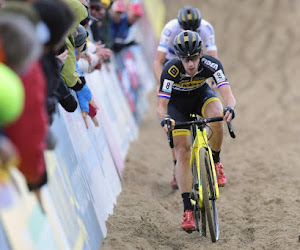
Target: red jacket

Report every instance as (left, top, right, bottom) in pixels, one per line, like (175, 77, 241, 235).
(5, 61, 48, 187)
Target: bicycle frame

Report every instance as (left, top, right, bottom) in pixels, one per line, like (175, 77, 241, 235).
(190, 124, 220, 206)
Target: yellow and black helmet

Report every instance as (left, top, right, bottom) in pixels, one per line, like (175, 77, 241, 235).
(173, 30, 202, 57)
(177, 6, 201, 31)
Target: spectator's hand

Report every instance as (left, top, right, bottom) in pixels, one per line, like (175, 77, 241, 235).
(96, 47, 112, 61)
(91, 116, 99, 127)
(95, 41, 103, 46)
(80, 52, 92, 65)
(56, 49, 68, 64)
(89, 97, 99, 110)
(95, 43, 112, 61)
(82, 111, 89, 129)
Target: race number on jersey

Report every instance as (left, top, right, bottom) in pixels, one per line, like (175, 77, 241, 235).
(213, 69, 226, 84)
(162, 79, 174, 93)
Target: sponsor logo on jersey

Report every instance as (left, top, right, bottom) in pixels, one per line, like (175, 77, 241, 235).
(176, 79, 206, 88)
(201, 58, 218, 70)
(168, 65, 179, 77)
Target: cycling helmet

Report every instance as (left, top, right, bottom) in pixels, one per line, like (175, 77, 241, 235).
(177, 6, 201, 31)
(173, 30, 202, 57)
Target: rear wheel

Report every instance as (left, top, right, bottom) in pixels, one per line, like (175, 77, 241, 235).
(199, 148, 219, 242)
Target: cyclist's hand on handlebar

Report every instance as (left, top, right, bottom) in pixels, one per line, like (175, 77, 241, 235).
(161, 116, 175, 134)
(223, 106, 235, 122)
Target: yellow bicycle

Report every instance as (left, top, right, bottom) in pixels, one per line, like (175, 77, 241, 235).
(167, 115, 235, 242)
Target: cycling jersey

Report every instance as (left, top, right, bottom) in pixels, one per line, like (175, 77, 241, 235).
(158, 54, 229, 99)
(157, 19, 217, 61)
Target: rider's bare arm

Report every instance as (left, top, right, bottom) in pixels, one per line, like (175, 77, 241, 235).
(156, 97, 169, 121)
(218, 85, 236, 121)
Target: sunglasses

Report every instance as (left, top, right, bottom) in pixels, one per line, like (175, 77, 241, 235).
(90, 5, 101, 11)
(180, 53, 200, 63)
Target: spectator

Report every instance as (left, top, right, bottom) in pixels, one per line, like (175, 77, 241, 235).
(127, 2, 144, 26)
(89, 0, 113, 48)
(79, 1, 112, 73)
(0, 8, 47, 202)
(60, 0, 88, 90)
(80, 3, 99, 30)
(4, 61, 49, 211)
(33, 0, 76, 124)
(109, 0, 128, 46)
(109, 1, 143, 52)
(0, 10, 42, 73)
(2, 0, 74, 212)
(74, 24, 99, 128)
(0, 63, 23, 208)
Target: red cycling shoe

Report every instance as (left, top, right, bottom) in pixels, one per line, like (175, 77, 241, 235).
(181, 210, 196, 231)
(215, 162, 226, 187)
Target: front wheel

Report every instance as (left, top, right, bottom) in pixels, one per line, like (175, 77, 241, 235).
(191, 154, 201, 234)
(199, 147, 219, 242)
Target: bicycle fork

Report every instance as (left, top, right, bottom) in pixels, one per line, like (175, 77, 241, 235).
(191, 127, 220, 201)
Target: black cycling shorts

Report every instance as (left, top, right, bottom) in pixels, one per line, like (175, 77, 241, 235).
(168, 83, 220, 125)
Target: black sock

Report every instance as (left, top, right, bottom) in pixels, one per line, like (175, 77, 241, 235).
(181, 192, 193, 211)
(212, 150, 220, 163)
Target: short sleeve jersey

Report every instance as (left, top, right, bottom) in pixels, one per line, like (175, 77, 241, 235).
(157, 19, 217, 61)
(158, 55, 229, 99)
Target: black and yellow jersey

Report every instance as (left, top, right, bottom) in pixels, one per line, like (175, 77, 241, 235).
(158, 54, 229, 99)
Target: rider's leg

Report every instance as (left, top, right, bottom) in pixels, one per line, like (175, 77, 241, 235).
(203, 100, 223, 152)
(203, 100, 226, 187)
(173, 134, 192, 195)
(173, 133, 196, 230)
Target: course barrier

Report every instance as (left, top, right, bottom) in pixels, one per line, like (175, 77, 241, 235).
(0, 0, 163, 248)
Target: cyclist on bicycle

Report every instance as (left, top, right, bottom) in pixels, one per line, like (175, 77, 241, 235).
(154, 6, 217, 84)
(154, 6, 218, 189)
(156, 30, 236, 231)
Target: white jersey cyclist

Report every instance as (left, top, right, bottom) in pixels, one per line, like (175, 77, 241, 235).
(158, 18, 217, 61)
(154, 6, 218, 86)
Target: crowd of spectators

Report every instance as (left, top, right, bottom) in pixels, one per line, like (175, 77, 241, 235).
(0, 0, 144, 211)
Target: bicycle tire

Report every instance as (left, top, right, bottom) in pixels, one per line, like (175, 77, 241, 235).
(191, 154, 201, 233)
(192, 152, 207, 236)
(199, 147, 219, 242)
